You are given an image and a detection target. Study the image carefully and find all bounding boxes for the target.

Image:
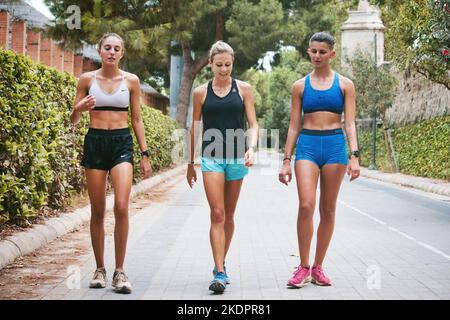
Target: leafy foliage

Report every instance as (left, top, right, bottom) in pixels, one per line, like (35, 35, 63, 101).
(358, 116, 450, 180)
(371, 0, 450, 89)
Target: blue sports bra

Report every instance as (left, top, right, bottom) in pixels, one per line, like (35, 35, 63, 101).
(301, 72, 344, 115)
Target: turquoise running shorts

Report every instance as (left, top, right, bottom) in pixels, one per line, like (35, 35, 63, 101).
(201, 157, 249, 181)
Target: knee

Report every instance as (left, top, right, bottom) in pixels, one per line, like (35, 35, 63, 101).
(114, 200, 129, 217)
(90, 204, 105, 222)
(299, 202, 315, 218)
(225, 210, 235, 224)
(319, 207, 336, 221)
(211, 207, 226, 224)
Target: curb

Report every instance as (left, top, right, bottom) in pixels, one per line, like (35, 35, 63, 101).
(360, 168, 450, 197)
(269, 150, 450, 198)
(0, 165, 186, 271)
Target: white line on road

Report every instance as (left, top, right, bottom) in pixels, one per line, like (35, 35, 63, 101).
(338, 199, 450, 261)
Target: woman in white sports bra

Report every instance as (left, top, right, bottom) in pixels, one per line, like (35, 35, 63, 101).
(70, 33, 152, 294)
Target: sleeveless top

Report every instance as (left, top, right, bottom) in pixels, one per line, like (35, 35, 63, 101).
(301, 72, 344, 115)
(201, 79, 246, 159)
(88, 71, 130, 112)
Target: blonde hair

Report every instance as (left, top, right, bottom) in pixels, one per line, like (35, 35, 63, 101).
(209, 41, 234, 62)
(98, 33, 125, 52)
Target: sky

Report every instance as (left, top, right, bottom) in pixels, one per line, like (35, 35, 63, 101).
(27, 0, 54, 19)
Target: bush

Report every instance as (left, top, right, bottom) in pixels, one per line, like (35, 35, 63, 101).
(358, 116, 450, 180)
(0, 49, 84, 224)
(131, 106, 178, 181)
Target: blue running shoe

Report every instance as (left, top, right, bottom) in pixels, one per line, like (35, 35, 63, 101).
(213, 265, 230, 283)
(209, 272, 227, 293)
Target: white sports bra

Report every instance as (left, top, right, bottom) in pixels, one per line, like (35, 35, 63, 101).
(88, 71, 130, 112)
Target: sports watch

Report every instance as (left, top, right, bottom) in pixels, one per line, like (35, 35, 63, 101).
(349, 150, 360, 159)
(140, 150, 150, 158)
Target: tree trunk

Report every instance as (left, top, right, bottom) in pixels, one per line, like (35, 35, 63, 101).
(174, 12, 225, 127)
(380, 109, 396, 172)
(175, 45, 209, 127)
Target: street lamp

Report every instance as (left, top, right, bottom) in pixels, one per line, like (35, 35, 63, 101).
(368, 33, 378, 170)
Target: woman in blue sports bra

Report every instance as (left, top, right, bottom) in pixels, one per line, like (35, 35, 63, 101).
(279, 32, 360, 288)
(70, 33, 152, 294)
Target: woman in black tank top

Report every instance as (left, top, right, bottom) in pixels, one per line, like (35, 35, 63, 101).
(186, 41, 259, 293)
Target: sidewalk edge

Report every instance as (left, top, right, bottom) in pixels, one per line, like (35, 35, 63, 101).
(0, 165, 186, 271)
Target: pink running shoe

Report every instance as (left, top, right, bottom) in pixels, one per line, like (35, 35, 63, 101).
(287, 265, 311, 288)
(311, 265, 332, 286)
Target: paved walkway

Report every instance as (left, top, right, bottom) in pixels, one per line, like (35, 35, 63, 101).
(35, 151, 450, 300)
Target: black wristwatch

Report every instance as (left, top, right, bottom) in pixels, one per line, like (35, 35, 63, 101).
(140, 150, 150, 158)
(349, 150, 360, 159)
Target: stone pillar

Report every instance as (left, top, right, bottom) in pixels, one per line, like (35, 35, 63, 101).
(341, 0, 385, 68)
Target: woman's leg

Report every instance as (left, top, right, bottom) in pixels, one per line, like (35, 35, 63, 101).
(202, 172, 226, 273)
(86, 169, 108, 269)
(313, 164, 346, 267)
(224, 179, 244, 258)
(110, 162, 133, 271)
(294, 160, 320, 267)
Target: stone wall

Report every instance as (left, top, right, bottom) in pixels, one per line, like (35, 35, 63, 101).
(386, 70, 450, 126)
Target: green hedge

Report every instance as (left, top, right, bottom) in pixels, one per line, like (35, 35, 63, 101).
(0, 49, 84, 224)
(131, 106, 178, 182)
(358, 116, 450, 180)
(0, 49, 177, 225)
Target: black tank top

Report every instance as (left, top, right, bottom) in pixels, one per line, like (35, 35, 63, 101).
(201, 79, 246, 159)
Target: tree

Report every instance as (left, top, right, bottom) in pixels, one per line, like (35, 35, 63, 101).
(44, 0, 305, 126)
(371, 0, 450, 90)
(346, 49, 398, 169)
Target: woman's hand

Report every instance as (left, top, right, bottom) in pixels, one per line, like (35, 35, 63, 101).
(347, 157, 360, 181)
(187, 164, 197, 188)
(140, 158, 152, 179)
(244, 148, 255, 167)
(75, 95, 96, 112)
(278, 160, 292, 186)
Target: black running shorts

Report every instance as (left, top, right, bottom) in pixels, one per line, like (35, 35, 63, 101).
(81, 127, 134, 171)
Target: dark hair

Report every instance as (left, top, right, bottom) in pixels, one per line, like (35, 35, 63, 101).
(309, 32, 335, 49)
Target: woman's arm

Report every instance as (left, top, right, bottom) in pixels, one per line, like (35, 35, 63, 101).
(70, 73, 95, 125)
(279, 79, 303, 185)
(186, 85, 206, 188)
(284, 80, 303, 161)
(342, 77, 360, 181)
(240, 81, 259, 153)
(129, 73, 151, 179)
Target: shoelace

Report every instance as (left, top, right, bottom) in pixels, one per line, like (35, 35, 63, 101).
(313, 267, 327, 279)
(293, 266, 309, 277)
(114, 271, 128, 283)
(93, 269, 106, 280)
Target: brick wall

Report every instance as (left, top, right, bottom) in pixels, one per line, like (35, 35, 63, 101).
(26, 28, 40, 62)
(52, 42, 64, 71)
(40, 36, 53, 67)
(11, 19, 26, 54)
(73, 54, 83, 77)
(82, 57, 99, 73)
(64, 50, 74, 74)
(0, 10, 8, 49)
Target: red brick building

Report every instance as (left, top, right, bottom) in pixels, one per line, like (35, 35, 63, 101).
(0, 0, 169, 113)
